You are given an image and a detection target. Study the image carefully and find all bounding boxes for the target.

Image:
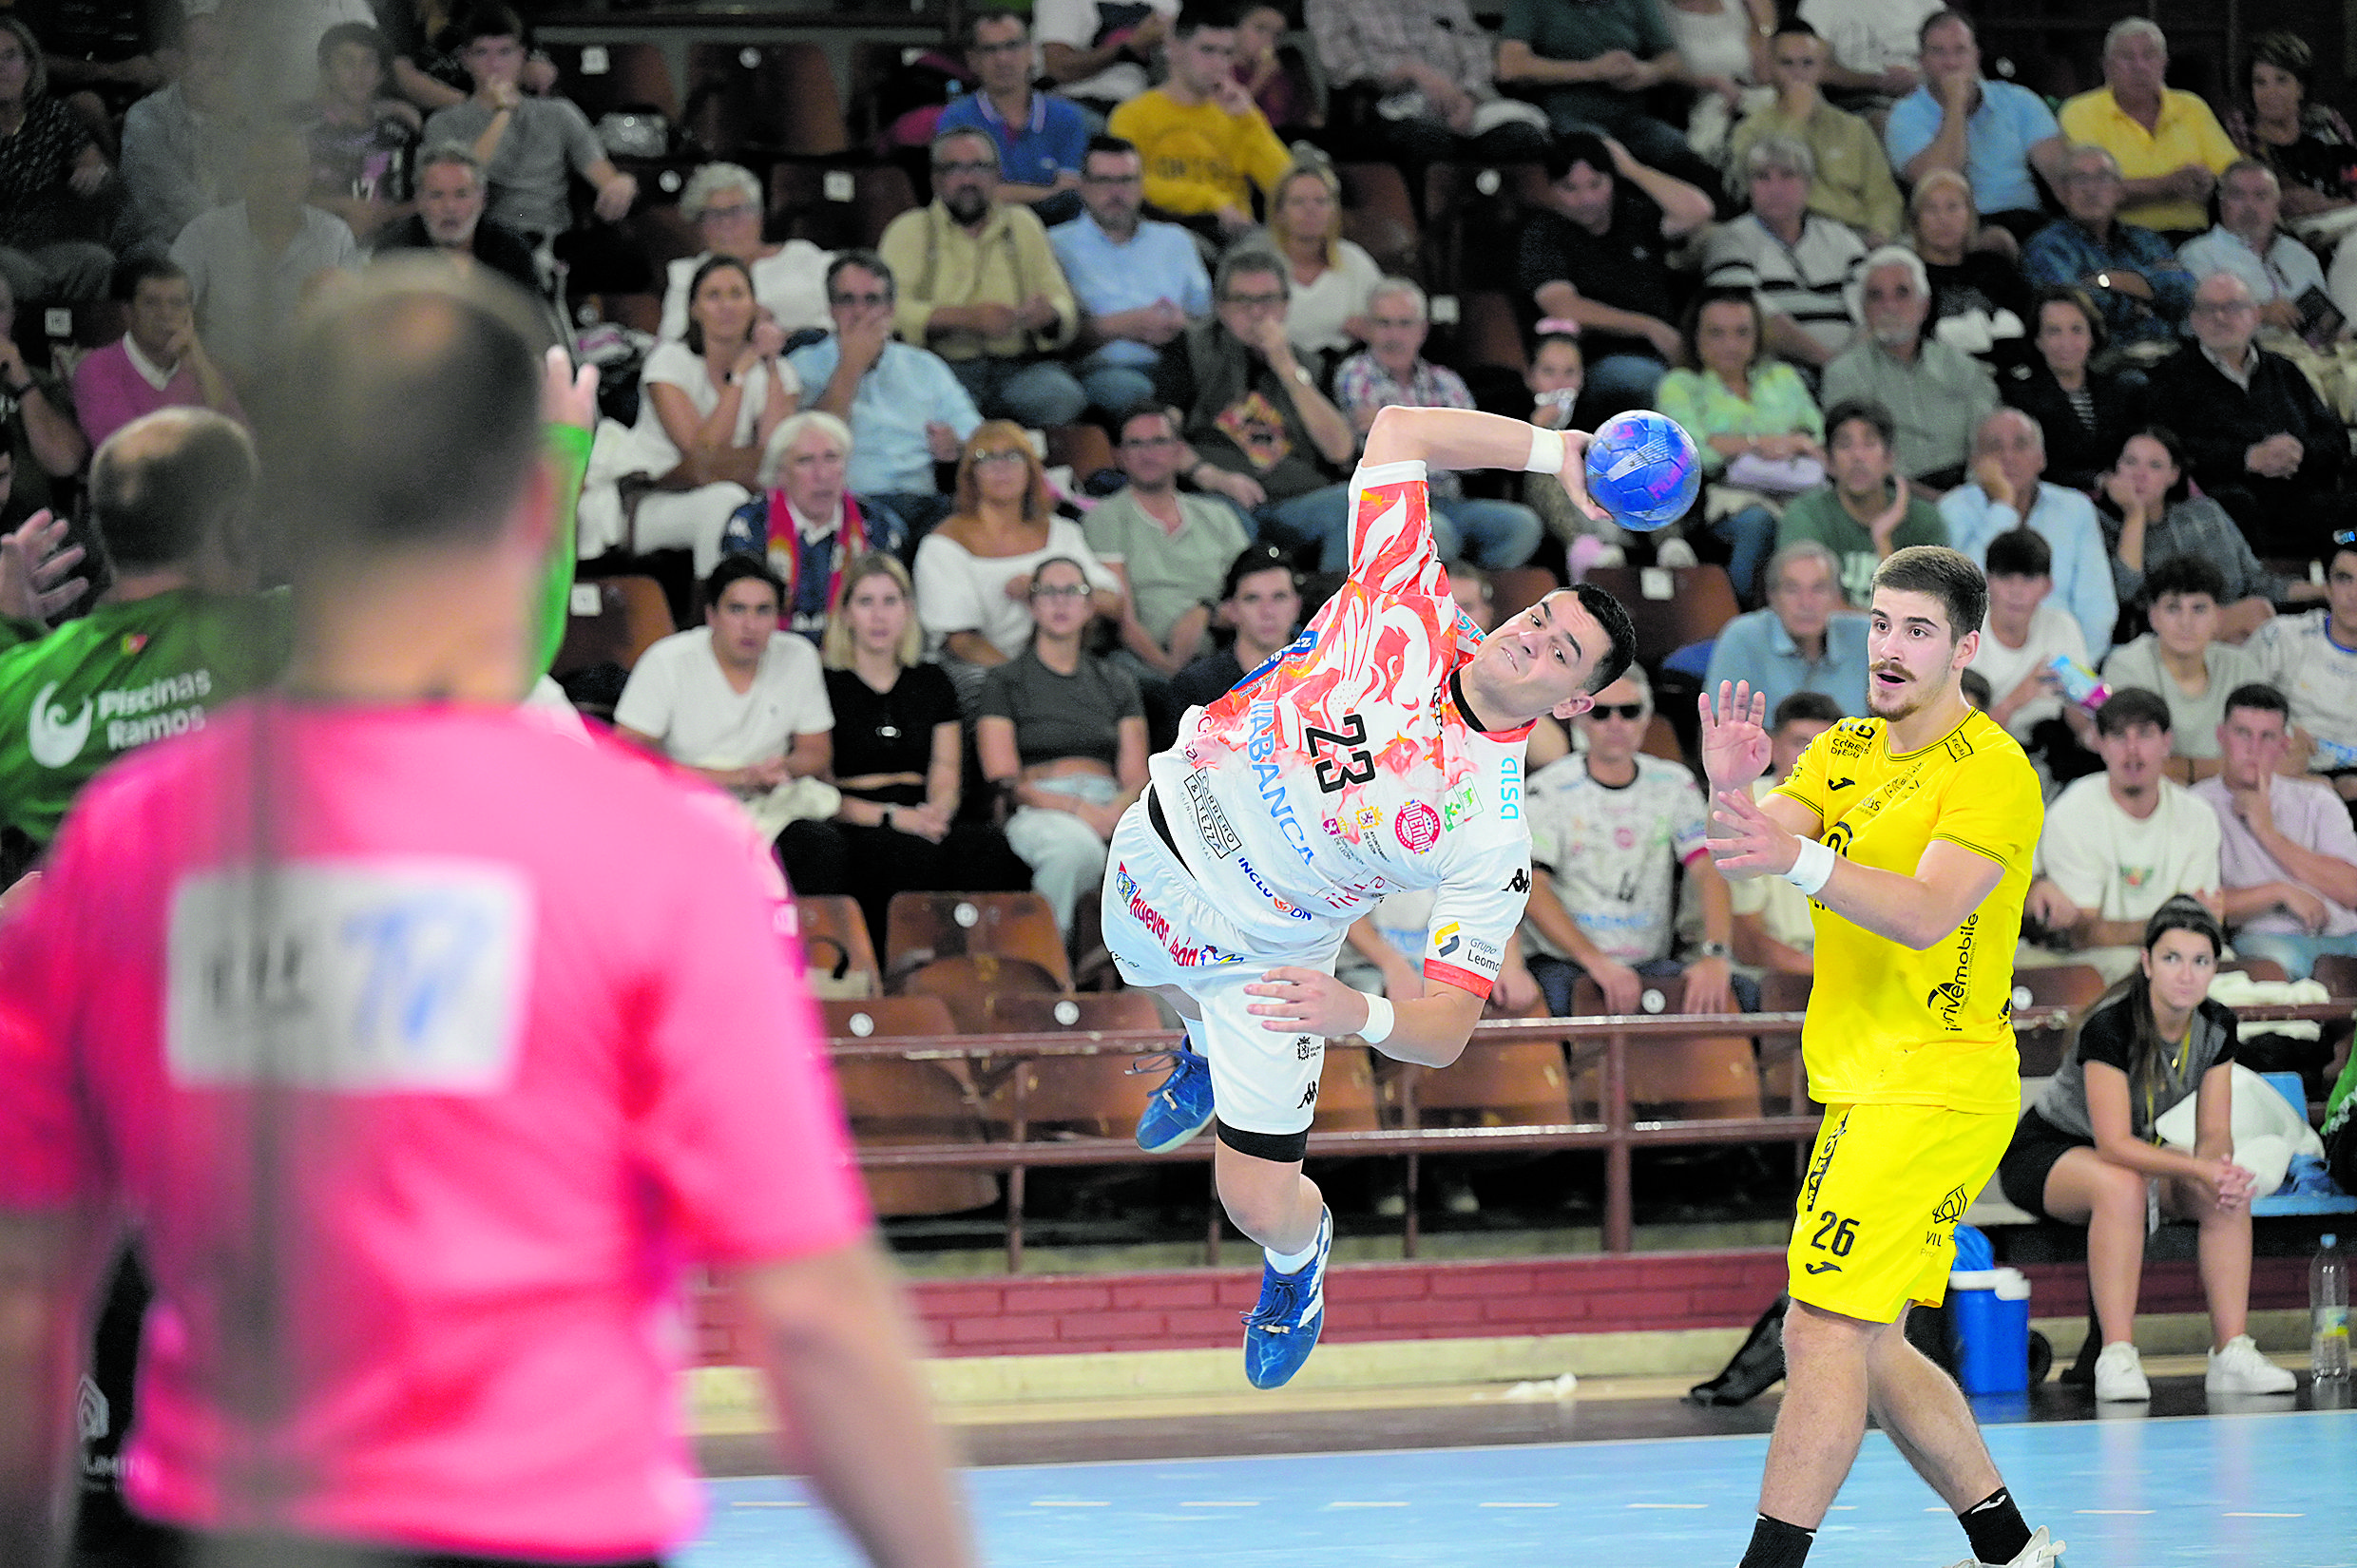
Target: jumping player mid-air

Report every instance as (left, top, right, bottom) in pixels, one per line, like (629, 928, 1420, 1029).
(1105, 404, 1638, 1389)
(1700, 545, 2062, 1568)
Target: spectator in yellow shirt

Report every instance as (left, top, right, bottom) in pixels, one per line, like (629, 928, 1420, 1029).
(1107, 3, 1293, 239)
(2058, 18, 2237, 239)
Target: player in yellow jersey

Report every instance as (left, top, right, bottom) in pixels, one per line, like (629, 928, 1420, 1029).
(1700, 546, 2062, 1568)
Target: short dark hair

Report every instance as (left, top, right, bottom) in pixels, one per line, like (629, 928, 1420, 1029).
(964, 7, 1025, 48)
(1120, 405, 1180, 443)
(113, 254, 189, 301)
(453, 4, 525, 47)
(1681, 285, 1766, 373)
(2221, 681, 2290, 725)
(1544, 132, 1615, 185)
(2113, 424, 2188, 504)
(2143, 894, 2223, 958)
(704, 554, 786, 611)
(1824, 397, 1896, 451)
(1173, 1, 1237, 39)
(1983, 526, 2051, 580)
(1771, 18, 1820, 42)
(89, 410, 257, 573)
(1221, 540, 1297, 602)
(1083, 134, 1140, 169)
(1571, 583, 1638, 694)
(1959, 667, 1993, 710)
(1919, 8, 1974, 48)
(255, 261, 549, 560)
(317, 20, 392, 71)
(1872, 545, 1987, 640)
(826, 249, 895, 303)
(2096, 685, 2174, 736)
(681, 253, 755, 356)
(1773, 691, 1845, 730)
(2143, 551, 2225, 607)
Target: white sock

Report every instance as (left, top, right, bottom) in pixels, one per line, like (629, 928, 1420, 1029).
(1265, 1234, 1320, 1273)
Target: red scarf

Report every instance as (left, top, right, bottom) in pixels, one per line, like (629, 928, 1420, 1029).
(763, 491, 869, 615)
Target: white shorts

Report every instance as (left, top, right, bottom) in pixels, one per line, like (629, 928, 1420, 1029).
(1101, 796, 1346, 1137)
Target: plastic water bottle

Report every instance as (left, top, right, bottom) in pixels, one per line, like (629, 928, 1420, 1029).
(2315, 1233, 2350, 1380)
(2314, 736, 2357, 771)
(2044, 655, 2110, 711)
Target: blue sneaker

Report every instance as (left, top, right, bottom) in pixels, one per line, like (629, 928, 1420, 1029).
(1243, 1206, 1332, 1390)
(1135, 1046, 1215, 1153)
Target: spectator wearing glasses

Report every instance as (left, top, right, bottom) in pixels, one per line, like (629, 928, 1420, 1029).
(1519, 664, 1746, 1019)
(1050, 136, 1214, 422)
(657, 163, 834, 342)
(878, 127, 1085, 430)
(2145, 270, 2347, 557)
(787, 250, 985, 538)
(1332, 277, 1543, 570)
(2022, 143, 2197, 354)
(1818, 245, 1996, 489)
(1703, 538, 1869, 718)
(2058, 18, 2237, 239)
(1106, 3, 1293, 240)
(1085, 404, 1249, 733)
(937, 10, 1091, 226)
(2177, 159, 2336, 347)
(2199, 681, 2357, 981)
(914, 420, 1123, 708)
(1153, 247, 1358, 569)
(978, 553, 1151, 935)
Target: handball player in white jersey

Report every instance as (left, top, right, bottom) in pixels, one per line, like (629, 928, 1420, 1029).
(1103, 405, 1638, 1387)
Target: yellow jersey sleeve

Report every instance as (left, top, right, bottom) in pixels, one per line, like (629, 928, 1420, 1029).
(1770, 716, 1864, 832)
(1929, 722, 2041, 875)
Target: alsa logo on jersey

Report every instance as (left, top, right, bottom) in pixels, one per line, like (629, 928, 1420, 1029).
(1442, 779, 1484, 831)
(1184, 767, 1240, 859)
(1247, 700, 1316, 864)
(29, 669, 216, 770)
(1236, 855, 1313, 920)
(1498, 756, 1522, 821)
(1394, 800, 1442, 853)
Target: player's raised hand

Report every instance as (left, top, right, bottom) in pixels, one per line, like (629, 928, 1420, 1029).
(1698, 679, 1771, 789)
(0, 510, 86, 622)
(1706, 786, 1799, 881)
(541, 345, 599, 432)
(1246, 966, 1376, 1038)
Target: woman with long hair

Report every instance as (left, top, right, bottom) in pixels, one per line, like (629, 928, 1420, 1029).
(1262, 160, 1380, 365)
(2094, 425, 2315, 643)
(1995, 898, 2297, 1402)
(1655, 284, 1823, 604)
(1998, 286, 2143, 493)
(912, 419, 1121, 707)
(608, 253, 799, 573)
(975, 554, 1149, 936)
(814, 552, 1027, 947)
(0, 16, 113, 305)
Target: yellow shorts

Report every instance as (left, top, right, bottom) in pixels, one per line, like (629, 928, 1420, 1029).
(1786, 1101, 2014, 1324)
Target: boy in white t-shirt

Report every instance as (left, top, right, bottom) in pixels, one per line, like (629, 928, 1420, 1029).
(2023, 686, 2222, 980)
(1968, 526, 2098, 787)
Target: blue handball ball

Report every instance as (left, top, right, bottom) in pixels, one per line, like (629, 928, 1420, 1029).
(1583, 410, 1701, 530)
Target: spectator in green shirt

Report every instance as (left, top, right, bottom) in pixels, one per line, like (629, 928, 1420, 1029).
(1774, 396, 1948, 606)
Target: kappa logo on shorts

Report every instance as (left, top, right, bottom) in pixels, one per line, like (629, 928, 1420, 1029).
(1931, 1185, 1970, 1225)
(1298, 1080, 1320, 1108)
(1504, 867, 1530, 894)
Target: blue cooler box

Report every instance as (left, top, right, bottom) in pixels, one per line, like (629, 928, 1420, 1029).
(1949, 1267, 2032, 1394)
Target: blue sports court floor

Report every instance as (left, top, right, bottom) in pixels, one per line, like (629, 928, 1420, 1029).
(684, 1405, 2356, 1567)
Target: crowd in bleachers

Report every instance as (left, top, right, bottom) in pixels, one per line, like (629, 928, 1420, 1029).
(1, 0, 2354, 1042)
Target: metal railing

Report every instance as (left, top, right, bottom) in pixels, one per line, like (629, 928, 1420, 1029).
(833, 1002, 2355, 1272)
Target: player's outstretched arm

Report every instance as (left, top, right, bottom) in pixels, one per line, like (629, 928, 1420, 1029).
(735, 1240, 978, 1568)
(1708, 788, 2006, 950)
(1358, 406, 1608, 525)
(1244, 966, 1485, 1068)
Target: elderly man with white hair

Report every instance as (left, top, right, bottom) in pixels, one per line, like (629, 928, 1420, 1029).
(1939, 405, 2118, 657)
(1818, 244, 1995, 488)
(1330, 277, 1543, 568)
(1702, 135, 1867, 372)
(2023, 143, 2197, 352)
(719, 409, 910, 642)
(2059, 17, 2238, 238)
(657, 163, 834, 341)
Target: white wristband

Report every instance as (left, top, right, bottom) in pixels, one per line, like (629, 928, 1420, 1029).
(1357, 991, 1395, 1045)
(1784, 837, 1837, 897)
(1524, 426, 1567, 474)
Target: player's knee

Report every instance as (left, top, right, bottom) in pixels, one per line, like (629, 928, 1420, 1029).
(2089, 1161, 2146, 1215)
(1215, 1123, 1310, 1233)
(1780, 1297, 1876, 1362)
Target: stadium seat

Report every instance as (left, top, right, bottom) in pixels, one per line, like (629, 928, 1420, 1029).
(593, 292, 662, 334)
(1569, 975, 1764, 1120)
(542, 42, 679, 124)
(1581, 565, 1741, 669)
(898, 954, 1064, 1034)
(2316, 953, 2357, 1000)
(982, 990, 1163, 1138)
(772, 161, 919, 251)
(2009, 963, 2108, 1012)
(886, 890, 1074, 994)
(1393, 1038, 1575, 1128)
(1334, 162, 1420, 278)
(685, 42, 849, 160)
(550, 574, 675, 685)
(1045, 424, 1116, 485)
(1753, 969, 1811, 1113)
(797, 893, 882, 997)
(1487, 564, 1559, 625)
(820, 997, 998, 1216)
(1453, 291, 1529, 374)
(2217, 957, 2291, 985)
(1313, 1045, 1383, 1134)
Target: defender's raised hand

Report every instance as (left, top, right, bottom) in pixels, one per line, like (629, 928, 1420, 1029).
(1699, 679, 1771, 790)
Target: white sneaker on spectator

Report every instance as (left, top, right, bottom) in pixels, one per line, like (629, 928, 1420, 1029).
(2095, 1341, 2150, 1401)
(1655, 536, 1698, 568)
(2205, 1334, 2296, 1393)
(1940, 1524, 2066, 1568)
